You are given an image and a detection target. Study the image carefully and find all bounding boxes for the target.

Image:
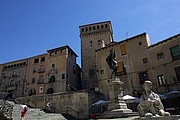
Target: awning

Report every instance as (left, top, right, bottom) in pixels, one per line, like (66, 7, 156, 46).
(123, 95, 140, 103)
(92, 100, 108, 106)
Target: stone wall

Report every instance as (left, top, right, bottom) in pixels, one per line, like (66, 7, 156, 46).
(15, 91, 89, 119)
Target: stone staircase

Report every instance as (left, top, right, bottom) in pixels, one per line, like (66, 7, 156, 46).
(7, 101, 67, 120)
(0, 112, 13, 120)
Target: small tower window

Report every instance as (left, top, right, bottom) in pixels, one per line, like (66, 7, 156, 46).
(143, 58, 148, 64)
(89, 27, 91, 31)
(82, 28, 84, 32)
(93, 26, 95, 30)
(139, 42, 142, 46)
(97, 25, 99, 29)
(101, 25, 104, 28)
(90, 41, 92, 46)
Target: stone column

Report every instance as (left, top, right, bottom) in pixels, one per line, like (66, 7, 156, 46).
(108, 77, 128, 110)
(102, 77, 132, 118)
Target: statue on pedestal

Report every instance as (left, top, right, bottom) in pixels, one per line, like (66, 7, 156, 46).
(137, 81, 170, 117)
(106, 49, 118, 78)
(103, 49, 132, 118)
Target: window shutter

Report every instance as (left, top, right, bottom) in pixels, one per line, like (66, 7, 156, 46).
(117, 62, 124, 73)
(120, 44, 127, 55)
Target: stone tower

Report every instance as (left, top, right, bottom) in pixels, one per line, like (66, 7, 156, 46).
(79, 21, 114, 90)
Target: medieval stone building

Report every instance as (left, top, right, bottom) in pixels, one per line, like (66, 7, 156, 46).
(96, 32, 180, 99)
(0, 45, 81, 99)
(0, 21, 179, 118)
(79, 21, 113, 91)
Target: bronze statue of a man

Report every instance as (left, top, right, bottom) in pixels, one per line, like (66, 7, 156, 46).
(106, 49, 118, 78)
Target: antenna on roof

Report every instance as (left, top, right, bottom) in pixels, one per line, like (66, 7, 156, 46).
(125, 32, 128, 39)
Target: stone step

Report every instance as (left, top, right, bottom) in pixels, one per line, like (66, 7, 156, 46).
(5, 101, 67, 120)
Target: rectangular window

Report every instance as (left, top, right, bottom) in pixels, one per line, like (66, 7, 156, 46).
(31, 78, 36, 84)
(100, 70, 104, 75)
(89, 69, 94, 78)
(90, 41, 92, 47)
(38, 66, 45, 73)
(66, 74, 68, 79)
(117, 62, 124, 73)
(41, 57, 45, 62)
(138, 42, 142, 46)
(82, 28, 84, 32)
(157, 75, 166, 86)
(120, 44, 127, 56)
(157, 52, 164, 60)
(49, 75, 55, 83)
(89, 27, 91, 30)
(62, 74, 65, 79)
(101, 25, 104, 28)
(55, 50, 61, 54)
(52, 63, 55, 68)
(37, 75, 44, 84)
(97, 25, 99, 29)
(174, 66, 180, 82)
(10, 79, 15, 86)
(139, 71, 149, 84)
(33, 68, 37, 73)
(39, 86, 43, 94)
(143, 58, 148, 64)
(34, 58, 39, 63)
(170, 45, 180, 60)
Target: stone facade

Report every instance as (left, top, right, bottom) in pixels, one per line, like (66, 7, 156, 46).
(16, 91, 89, 119)
(148, 34, 180, 93)
(0, 45, 81, 98)
(0, 59, 28, 98)
(79, 21, 113, 90)
(96, 32, 180, 99)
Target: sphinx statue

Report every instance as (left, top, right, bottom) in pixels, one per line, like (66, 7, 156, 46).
(137, 81, 170, 117)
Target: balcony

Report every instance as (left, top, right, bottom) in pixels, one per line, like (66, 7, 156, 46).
(48, 76, 55, 83)
(37, 79, 44, 84)
(38, 68, 45, 73)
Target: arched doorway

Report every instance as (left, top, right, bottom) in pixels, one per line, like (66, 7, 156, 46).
(47, 88, 54, 94)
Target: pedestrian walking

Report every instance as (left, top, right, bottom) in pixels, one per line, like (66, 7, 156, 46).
(45, 101, 50, 112)
(20, 103, 28, 120)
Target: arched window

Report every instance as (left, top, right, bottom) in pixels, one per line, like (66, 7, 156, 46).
(47, 88, 54, 94)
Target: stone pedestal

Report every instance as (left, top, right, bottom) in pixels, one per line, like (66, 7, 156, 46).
(102, 77, 132, 118)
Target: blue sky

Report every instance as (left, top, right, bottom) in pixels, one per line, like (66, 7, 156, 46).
(0, 0, 180, 66)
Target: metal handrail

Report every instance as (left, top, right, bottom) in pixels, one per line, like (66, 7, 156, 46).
(15, 98, 36, 108)
(66, 106, 79, 119)
(27, 99, 36, 108)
